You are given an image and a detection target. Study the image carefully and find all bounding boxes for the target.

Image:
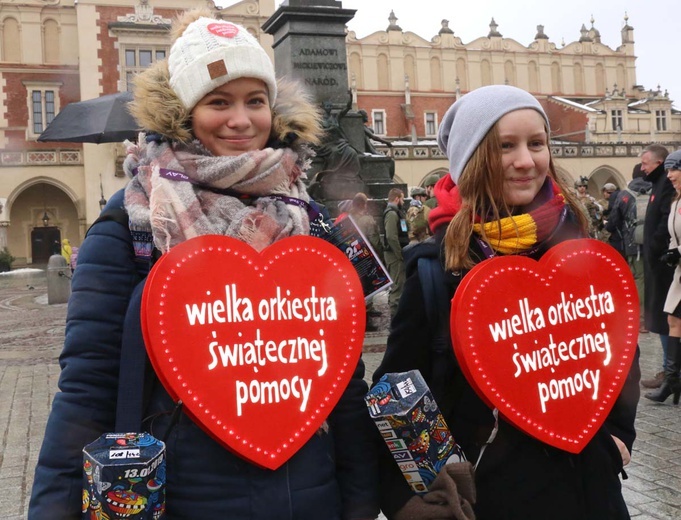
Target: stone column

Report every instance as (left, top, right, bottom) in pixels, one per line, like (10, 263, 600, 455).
(0, 222, 8, 250)
(0, 198, 8, 249)
(262, 0, 355, 108)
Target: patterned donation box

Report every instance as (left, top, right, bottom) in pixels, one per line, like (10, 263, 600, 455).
(365, 370, 465, 494)
(82, 433, 166, 519)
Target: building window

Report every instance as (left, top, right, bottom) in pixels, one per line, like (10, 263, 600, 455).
(25, 84, 60, 138)
(372, 110, 386, 136)
(656, 110, 667, 132)
(122, 46, 168, 91)
(611, 109, 623, 131)
(424, 112, 438, 137)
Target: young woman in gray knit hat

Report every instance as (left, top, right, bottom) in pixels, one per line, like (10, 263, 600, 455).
(29, 8, 379, 520)
(373, 85, 639, 520)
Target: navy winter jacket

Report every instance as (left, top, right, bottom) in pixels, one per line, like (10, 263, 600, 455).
(29, 189, 379, 520)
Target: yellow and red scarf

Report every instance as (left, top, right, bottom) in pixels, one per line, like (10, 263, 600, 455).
(428, 174, 566, 254)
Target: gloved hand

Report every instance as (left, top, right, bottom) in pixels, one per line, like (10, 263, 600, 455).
(394, 462, 476, 520)
(660, 248, 681, 267)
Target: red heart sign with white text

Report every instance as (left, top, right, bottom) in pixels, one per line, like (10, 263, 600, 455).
(141, 235, 365, 469)
(451, 239, 638, 453)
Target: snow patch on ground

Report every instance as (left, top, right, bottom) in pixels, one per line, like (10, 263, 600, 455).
(0, 268, 44, 276)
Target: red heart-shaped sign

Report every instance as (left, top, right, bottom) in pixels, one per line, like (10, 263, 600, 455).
(141, 235, 365, 469)
(451, 239, 638, 453)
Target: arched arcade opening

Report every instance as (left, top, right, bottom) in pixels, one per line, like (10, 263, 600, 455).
(6, 180, 81, 266)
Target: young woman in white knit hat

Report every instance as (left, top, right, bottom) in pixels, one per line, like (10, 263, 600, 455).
(373, 85, 639, 520)
(29, 9, 379, 520)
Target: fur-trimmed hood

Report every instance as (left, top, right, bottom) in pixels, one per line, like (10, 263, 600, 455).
(128, 59, 323, 148)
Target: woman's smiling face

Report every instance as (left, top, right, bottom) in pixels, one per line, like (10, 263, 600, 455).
(497, 109, 550, 208)
(191, 77, 272, 156)
(668, 168, 681, 194)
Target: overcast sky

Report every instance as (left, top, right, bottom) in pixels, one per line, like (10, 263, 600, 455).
(219, 0, 681, 108)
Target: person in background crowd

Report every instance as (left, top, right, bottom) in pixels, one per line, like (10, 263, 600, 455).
(405, 186, 431, 246)
(604, 182, 630, 258)
(336, 199, 352, 221)
(349, 192, 383, 260)
(383, 187, 407, 319)
(374, 85, 639, 520)
(60, 238, 72, 265)
(424, 174, 440, 209)
(602, 182, 618, 212)
(28, 9, 379, 520)
(640, 144, 675, 390)
(596, 183, 617, 243)
(632, 163, 646, 180)
(646, 150, 681, 404)
(411, 186, 429, 206)
(626, 167, 652, 333)
(68, 246, 78, 273)
(573, 176, 603, 238)
(348, 191, 384, 330)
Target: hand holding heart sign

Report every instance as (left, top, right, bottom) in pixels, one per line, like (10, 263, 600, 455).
(142, 235, 365, 469)
(451, 239, 638, 453)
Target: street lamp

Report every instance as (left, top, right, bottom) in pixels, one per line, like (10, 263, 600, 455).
(41, 183, 50, 226)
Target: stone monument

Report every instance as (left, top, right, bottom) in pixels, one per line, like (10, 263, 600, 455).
(263, 0, 405, 213)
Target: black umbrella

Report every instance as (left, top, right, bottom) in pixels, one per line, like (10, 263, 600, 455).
(38, 91, 139, 144)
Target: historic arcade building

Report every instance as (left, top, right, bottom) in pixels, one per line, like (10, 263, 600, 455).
(0, 0, 678, 265)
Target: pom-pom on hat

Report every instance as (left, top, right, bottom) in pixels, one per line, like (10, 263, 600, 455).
(665, 150, 681, 172)
(437, 85, 550, 184)
(168, 17, 277, 112)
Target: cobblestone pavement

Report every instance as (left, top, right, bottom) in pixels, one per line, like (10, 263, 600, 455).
(0, 272, 64, 519)
(1, 273, 681, 519)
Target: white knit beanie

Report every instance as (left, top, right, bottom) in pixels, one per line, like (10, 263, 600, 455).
(168, 18, 277, 111)
(437, 85, 550, 184)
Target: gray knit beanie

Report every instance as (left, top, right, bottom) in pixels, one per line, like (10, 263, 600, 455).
(437, 85, 550, 184)
(665, 150, 681, 171)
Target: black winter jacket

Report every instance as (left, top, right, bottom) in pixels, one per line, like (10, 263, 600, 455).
(642, 163, 676, 333)
(373, 215, 640, 520)
(604, 189, 630, 255)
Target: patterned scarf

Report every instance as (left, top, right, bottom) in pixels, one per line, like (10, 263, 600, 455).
(124, 139, 311, 253)
(428, 174, 566, 254)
